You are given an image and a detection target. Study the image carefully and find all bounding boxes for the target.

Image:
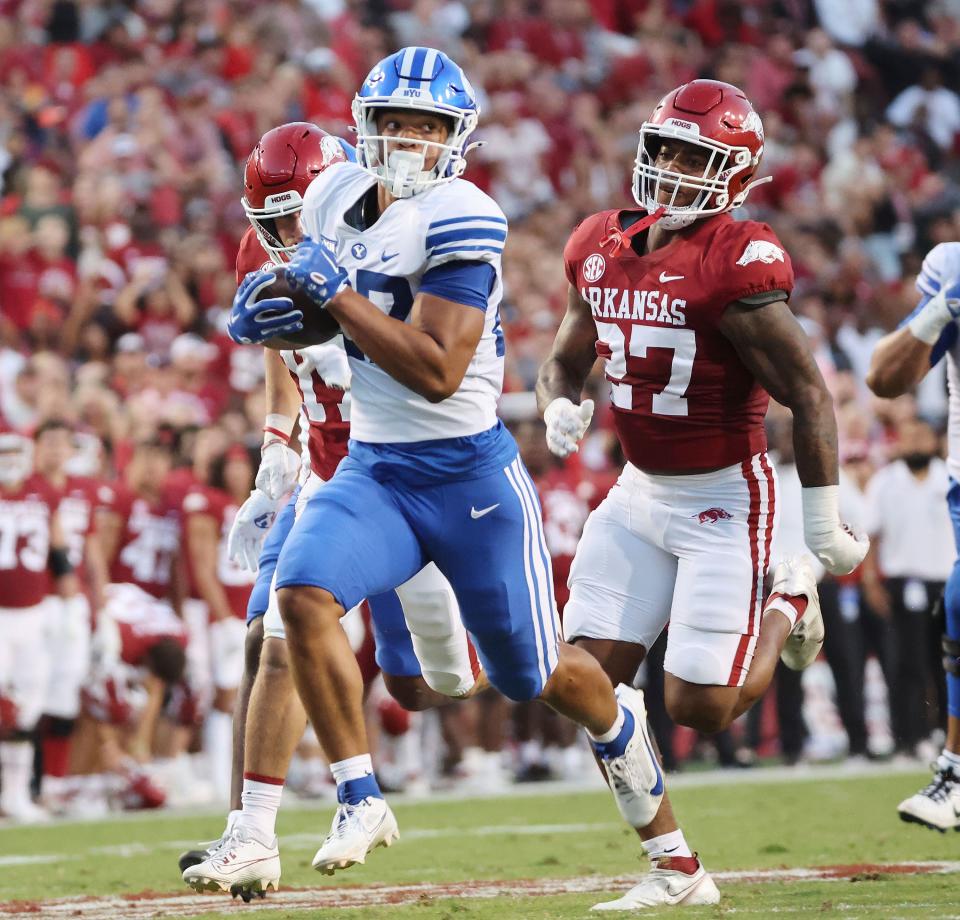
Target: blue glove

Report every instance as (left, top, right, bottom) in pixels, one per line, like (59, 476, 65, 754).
(286, 236, 350, 307)
(228, 270, 303, 345)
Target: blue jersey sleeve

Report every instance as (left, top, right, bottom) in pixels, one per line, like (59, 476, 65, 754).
(418, 260, 496, 311)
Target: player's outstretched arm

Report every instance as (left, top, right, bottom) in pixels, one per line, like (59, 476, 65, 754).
(536, 285, 599, 457)
(720, 299, 868, 575)
(327, 287, 485, 403)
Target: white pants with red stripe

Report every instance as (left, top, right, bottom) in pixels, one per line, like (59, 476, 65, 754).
(564, 454, 779, 687)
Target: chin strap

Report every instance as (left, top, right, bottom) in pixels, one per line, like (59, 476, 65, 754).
(598, 206, 665, 256)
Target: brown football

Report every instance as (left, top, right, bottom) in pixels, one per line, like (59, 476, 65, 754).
(255, 265, 341, 350)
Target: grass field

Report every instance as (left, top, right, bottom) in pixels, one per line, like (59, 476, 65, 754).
(2, 767, 959, 919)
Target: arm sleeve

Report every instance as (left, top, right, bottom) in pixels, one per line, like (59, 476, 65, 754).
(418, 261, 497, 311)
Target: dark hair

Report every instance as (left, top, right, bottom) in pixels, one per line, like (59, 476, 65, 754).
(144, 637, 186, 684)
(33, 418, 72, 441)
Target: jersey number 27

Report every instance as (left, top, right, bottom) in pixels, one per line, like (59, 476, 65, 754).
(597, 323, 696, 416)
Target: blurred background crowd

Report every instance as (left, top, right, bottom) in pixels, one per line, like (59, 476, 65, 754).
(1, 0, 959, 818)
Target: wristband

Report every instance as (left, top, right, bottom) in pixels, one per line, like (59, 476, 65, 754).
(262, 413, 295, 446)
(908, 289, 955, 345)
(801, 485, 838, 534)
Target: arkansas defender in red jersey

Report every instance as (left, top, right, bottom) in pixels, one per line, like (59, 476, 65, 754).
(0, 430, 75, 822)
(32, 420, 114, 813)
(537, 80, 869, 910)
(182, 445, 257, 795)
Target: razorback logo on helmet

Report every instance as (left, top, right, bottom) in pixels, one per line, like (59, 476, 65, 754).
(320, 135, 344, 165)
(736, 240, 784, 267)
(696, 507, 733, 524)
(741, 111, 764, 140)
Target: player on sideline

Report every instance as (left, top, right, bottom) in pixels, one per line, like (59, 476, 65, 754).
(226, 45, 665, 884)
(537, 79, 869, 909)
(867, 242, 960, 831)
(182, 123, 485, 896)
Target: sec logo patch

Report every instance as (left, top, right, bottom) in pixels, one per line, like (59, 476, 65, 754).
(583, 253, 606, 282)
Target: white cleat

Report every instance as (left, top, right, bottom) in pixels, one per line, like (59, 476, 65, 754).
(598, 685, 665, 829)
(182, 827, 280, 901)
(0, 799, 51, 824)
(898, 766, 960, 832)
(592, 855, 721, 910)
(771, 558, 823, 671)
(312, 796, 400, 875)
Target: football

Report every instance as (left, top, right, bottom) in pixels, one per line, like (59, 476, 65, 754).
(256, 265, 341, 350)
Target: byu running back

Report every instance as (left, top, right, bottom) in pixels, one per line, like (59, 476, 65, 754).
(228, 45, 666, 884)
(867, 241, 960, 831)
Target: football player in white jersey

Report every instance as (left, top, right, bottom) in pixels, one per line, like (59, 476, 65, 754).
(867, 242, 960, 830)
(225, 45, 663, 887)
(183, 122, 488, 898)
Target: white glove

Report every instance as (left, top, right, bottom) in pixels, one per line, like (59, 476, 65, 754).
(255, 441, 300, 501)
(802, 485, 870, 576)
(543, 397, 595, 458)
(228, 489, 280, 572)
(297, 342, 351, 390)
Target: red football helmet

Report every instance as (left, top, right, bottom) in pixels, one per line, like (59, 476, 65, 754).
(633, 80, 770, 229)
(242, 122, 348, 263)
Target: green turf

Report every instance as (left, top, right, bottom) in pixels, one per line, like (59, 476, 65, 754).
(2, 771, 958, 918)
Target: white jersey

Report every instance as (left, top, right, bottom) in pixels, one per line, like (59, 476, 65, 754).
(300, 161, 506, 443)
(917, 242, 960, 480)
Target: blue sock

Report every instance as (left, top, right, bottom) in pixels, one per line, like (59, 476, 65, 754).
(945, 561, 960, 719)
(337, 772, 383, 805)
(591, 706, 635, 760)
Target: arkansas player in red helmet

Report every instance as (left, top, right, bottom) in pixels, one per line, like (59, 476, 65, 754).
(537, 80, 869, 909)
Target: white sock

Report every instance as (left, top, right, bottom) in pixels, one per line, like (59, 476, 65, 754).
(939, 749, 960, 772)
(642, 829, 692, 860)
(236, 778, 283, 839)
(0, 741, 34, 808)
(225, 808, 242, 836)
(588, 705, 625, 744)
(330, 754, 374, 785)
(204, 710, 234, 801)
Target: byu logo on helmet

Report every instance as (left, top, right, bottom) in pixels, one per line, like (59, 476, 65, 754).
(352, 46, 481, 198)
(736, 240, 785, 266)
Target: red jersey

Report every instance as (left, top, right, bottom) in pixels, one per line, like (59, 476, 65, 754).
(0, 475, 59, 608)
(236, 227, 350, 481)
(106, 484, 181, 599)
(182, 486, 256, 619)
(55, 476, 113, 572)
(535, 465, 600, 611)
(564, 211, 794, 473)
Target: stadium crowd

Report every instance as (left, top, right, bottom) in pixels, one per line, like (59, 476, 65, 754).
(1, 0, 959, 818)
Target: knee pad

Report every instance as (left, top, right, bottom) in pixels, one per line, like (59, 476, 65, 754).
(943, 636, 960, 677)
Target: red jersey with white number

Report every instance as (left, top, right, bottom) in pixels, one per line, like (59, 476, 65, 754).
(236, 227, 351, 481)
(0, 475, 59, 608)
(54, 476, 113, 574)
(182, 486, 256, 619)
(564, 211, 794, 473)
(106, 484, 181, 599)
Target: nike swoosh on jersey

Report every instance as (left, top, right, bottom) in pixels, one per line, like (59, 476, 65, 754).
(659, 272, 685, 283)
(470, 503, 500, 519)
(380, 251, 399, 262)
